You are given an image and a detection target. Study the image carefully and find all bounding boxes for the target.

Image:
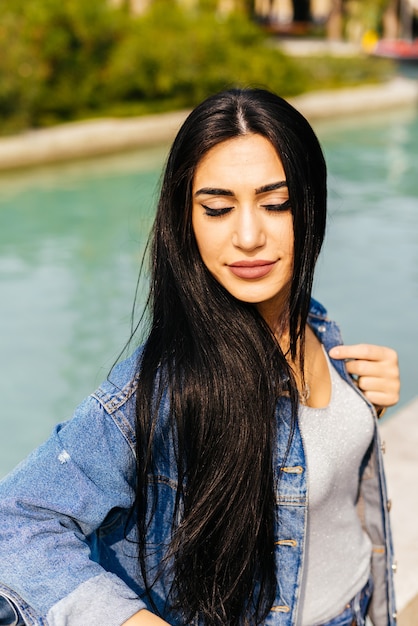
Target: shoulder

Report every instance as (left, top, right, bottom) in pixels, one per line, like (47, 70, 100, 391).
(308, 297, 328, 321)
(86, 345, 144, 452)
(307, 298, 344, 351)
(307, 297, 329, 335)
(92, 346, 143, 413)
(0, 350, 148, 521)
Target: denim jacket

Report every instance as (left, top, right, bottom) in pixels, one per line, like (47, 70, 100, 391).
(0, 300, 396, 626)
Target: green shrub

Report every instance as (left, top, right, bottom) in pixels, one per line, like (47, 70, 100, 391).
(0, 0, 126, 131)
(104, 5, 307, 110)
(0, 0, 395, 134)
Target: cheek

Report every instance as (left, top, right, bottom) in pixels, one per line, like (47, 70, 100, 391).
(192, 213, 224, 259)
(288, 230, 295, 260)
(196, 236, 219, 269)
(192, 218, 213, 270)
(191, 211, 204, 251)
(278, 216, 294, 259)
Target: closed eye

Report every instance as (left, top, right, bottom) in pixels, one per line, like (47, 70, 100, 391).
(202, 204, 234, 217)
(262, 199, 291, 212)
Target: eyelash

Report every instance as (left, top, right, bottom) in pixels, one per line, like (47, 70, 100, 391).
(202, 205, 233, 217)
(202, 199, 291, 217)
(262, 199, 291, 212)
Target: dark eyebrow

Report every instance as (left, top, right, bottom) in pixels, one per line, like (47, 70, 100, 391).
(194, 187, 234, 197)
(255, 181, 288, 194)
(194, 181, 288, 198)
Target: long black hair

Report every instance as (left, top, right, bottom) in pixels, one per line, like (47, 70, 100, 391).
(134, 88, 327, 624)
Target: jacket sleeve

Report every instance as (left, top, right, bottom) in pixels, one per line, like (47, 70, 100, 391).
(0, 394, 147, 626)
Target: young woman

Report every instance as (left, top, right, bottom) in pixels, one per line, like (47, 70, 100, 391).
(0, 89, 400, 626)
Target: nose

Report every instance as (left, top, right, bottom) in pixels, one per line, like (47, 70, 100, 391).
(232, 206, 266, 251)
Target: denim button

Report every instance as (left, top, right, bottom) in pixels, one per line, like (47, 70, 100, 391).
(271, 605, 290, 613)
(281, 465, 303, 474)
(275, 539, 297, 547)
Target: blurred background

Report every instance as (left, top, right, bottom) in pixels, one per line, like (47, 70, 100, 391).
(0, 0, 417, 477)
(0, 0, 417, 135)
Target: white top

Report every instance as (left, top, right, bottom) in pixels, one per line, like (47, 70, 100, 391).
(297, 352, 375, 625)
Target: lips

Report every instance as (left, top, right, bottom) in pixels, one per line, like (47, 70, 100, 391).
(227, 260, 276, 279)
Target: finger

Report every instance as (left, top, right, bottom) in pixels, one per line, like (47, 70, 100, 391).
(328, 344, 400, 408)
(356, 374, 397, 393)
(345, 360, 401, 399)
(357, 376, 400, 406)
(344, 358, 399, 379)
(329, 344, 397, 363)
(361, 389, 398, 407)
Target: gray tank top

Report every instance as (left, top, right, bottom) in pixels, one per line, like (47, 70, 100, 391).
(297, 352, 374, 625)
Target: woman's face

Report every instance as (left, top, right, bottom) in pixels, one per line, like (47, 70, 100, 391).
(192, 133, 294, 324)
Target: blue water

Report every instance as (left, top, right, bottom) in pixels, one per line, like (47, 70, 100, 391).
(0, 107, 417, 477)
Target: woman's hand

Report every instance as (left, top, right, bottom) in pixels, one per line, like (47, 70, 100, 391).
(328, 344, 400, 413)
(122, 609, 171, 625)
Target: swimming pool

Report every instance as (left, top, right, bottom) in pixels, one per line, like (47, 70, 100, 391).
(0, 106, 416, 477)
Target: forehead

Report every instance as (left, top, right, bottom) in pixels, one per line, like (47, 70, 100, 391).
(193, 134, 286, 188)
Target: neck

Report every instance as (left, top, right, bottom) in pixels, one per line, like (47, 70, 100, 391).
(255, 288, 291, 334)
